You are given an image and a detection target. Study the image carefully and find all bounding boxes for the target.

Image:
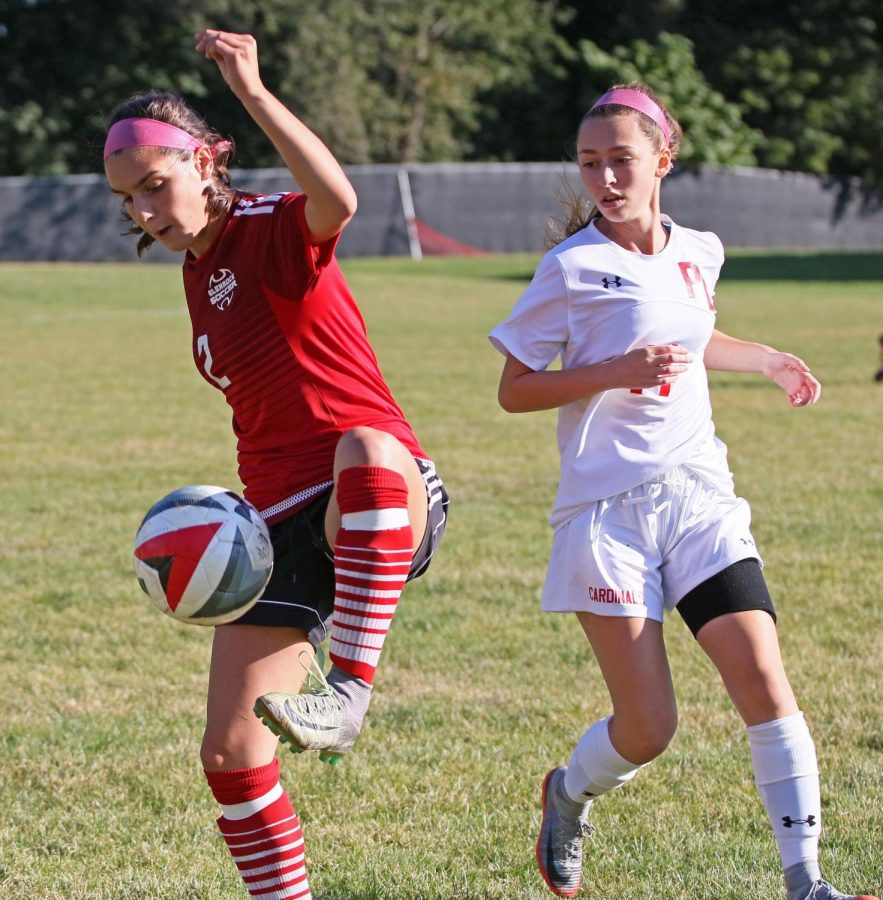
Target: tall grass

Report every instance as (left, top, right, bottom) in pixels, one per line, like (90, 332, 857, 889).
(0, 254, 880, 899)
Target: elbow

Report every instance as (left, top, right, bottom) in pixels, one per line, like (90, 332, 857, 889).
(308, 189, 358, 243)
(497, 384, 526, 413)
(338, 184, 358, 225)
(342, 189, 358, 223)
(328, 193, 357, 234)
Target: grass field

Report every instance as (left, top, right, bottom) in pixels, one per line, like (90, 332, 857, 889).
(0, 253, 881, 899)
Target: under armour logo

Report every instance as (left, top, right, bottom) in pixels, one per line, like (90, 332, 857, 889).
(782, 815, 817, 828)
(601, 276, 623, 289)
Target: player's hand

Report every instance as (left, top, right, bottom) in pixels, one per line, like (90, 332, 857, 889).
(615, 343, 694, 390)
(195, 29, 264, 99)
(761, 352, 821, 407)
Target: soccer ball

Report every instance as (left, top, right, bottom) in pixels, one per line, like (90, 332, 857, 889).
(133, 485, 273, 625)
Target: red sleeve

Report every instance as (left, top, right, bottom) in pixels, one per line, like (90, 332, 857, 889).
(264, 192, 341, 300)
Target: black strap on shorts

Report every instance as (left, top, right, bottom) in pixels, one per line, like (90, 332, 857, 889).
(676, 558, 776, 638)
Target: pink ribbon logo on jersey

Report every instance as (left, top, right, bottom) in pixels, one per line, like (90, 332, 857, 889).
(208, 268, 238, 310)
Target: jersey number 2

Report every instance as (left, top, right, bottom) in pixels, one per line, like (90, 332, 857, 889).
(197, 335, 231, 389)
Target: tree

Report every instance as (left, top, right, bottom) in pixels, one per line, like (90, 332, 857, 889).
(576, 33, 761, 168)
(3, 0, 880, 186)
(478, 0, 883, 188)
(0, 0, 205, 175)
(681, 0, 883, 189)
(0, 0, 569, 174)
(0, 0, 324, 174)
(255, 0, 570, 164)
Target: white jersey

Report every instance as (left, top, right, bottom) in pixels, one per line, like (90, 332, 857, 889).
(490, 216, 733, 527)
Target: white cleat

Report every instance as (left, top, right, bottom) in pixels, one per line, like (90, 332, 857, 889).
(254, 649, 354, 765)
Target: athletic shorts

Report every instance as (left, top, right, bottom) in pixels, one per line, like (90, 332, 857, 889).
(229, 458, 449, 647)
(541, 465, 761, 623)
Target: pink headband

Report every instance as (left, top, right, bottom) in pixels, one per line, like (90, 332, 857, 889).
(104, 118, 203, 161)
(589, 88, 671, 147)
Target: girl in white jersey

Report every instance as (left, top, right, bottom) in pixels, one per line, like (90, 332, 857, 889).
(104, 29, 447, 900)
(490, 84, 876, 900)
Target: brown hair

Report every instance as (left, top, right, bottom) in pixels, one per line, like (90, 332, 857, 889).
(106, 91, 238, 255)
(547, 82, 682, 247)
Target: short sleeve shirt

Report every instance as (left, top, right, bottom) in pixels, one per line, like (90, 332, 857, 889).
(183, 192, 424, 521)
(490, 216, 729, 526)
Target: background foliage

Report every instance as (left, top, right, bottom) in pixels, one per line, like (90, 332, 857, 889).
(0, 0, 881, 187)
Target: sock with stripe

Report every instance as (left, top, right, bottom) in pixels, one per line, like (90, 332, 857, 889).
(746, 712, 824, 900)
(205, 759, 312, 899)
(330, 465, 412, 680)
(327, 465, 413, 742)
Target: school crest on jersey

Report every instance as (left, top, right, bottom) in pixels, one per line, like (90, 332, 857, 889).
(207, 268, 238, 310)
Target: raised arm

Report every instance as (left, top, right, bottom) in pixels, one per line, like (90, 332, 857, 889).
(194, 29, 357, 243)
(705, 329, 821, 407)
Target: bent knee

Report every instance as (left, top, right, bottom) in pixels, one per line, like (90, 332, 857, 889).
(626, 729, 676, 764)
(201, 729, 274, 773)
(722, 668, 797, 726)
(613, 711, 678, 764)
(200, 732, 233, 772)
(336, 427, 406, 469)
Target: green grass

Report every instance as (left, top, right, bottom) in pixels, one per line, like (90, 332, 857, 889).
(0, 253, 880, 899)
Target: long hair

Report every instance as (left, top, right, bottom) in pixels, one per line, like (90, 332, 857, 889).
(105, 91, 238, 256)
(546, 82, 682, 248)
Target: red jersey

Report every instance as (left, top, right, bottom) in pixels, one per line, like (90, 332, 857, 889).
(182, 191, 425, 522)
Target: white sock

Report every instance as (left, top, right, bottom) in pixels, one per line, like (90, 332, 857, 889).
(563, 716, 645, 803)
(747, 712, 822, 876)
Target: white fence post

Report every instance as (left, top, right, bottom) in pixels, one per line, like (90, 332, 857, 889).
(396, 167, 423, 261)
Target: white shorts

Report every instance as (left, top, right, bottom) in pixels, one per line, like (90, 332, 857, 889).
(542, 466, 762, 622)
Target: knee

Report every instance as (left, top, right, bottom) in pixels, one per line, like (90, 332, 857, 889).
(200, 731, 231, 773)
(626, 727, 676, 765)
(727, 667, 798, 726)
(336, 427, 402, 469)
(613, 707, 678, 764)
(200, 729, 265, 773)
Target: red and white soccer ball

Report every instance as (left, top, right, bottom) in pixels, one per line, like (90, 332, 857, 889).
(133, 485, 273, 625)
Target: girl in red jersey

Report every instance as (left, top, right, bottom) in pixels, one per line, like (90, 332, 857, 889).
(104, 29, 448, 899)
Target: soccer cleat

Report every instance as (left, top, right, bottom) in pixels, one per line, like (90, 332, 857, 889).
(802, 882, 879, 900)
(536, 768, 594, 897)
(253, 649, 355, 765)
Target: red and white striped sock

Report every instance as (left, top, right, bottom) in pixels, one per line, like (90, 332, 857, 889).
(205, 760, 311, 899)
(330, 466, 413, 684)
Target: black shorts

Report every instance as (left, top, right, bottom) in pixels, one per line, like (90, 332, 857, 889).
(227, 458, 449, 648)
